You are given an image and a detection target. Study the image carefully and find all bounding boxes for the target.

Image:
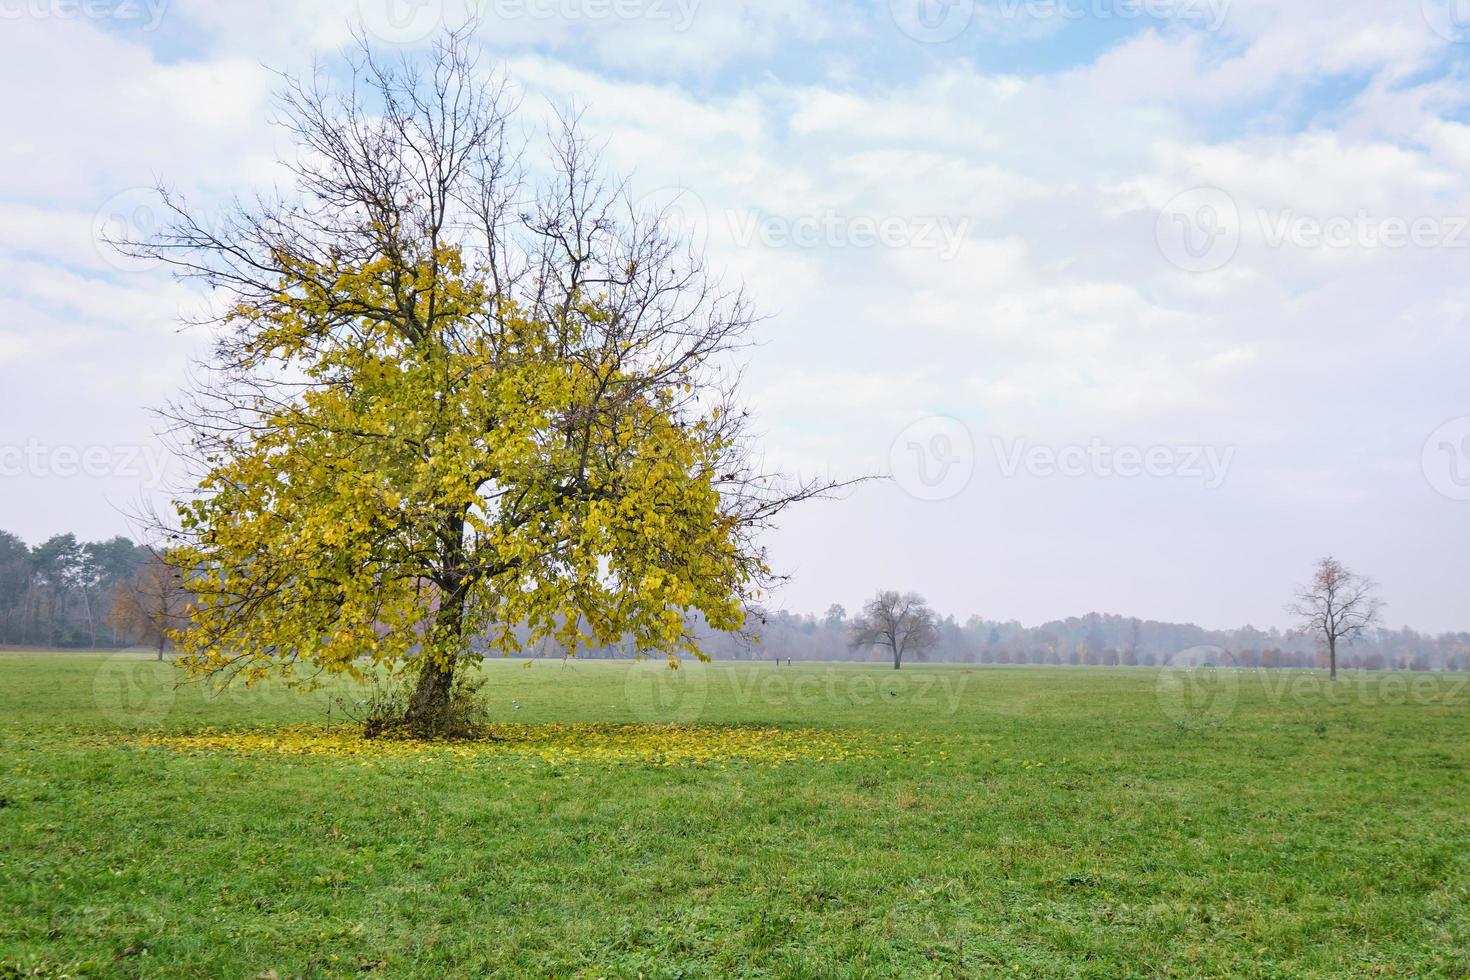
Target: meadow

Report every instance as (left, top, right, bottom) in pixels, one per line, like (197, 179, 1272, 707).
(2, 653, 1467, 978)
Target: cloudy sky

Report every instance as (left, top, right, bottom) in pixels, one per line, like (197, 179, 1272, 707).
(3, 0, 1470, 633)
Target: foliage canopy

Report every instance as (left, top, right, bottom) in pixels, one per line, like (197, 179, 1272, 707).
(120, 30, 832, 724)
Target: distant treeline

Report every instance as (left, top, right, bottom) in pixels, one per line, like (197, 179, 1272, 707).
(0, 531, 150, 648)
(6, 529, 1467, 671)
(548, 607, 1470, 673)
(693, 608, 1470, 673)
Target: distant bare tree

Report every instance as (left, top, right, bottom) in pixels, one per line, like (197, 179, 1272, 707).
(1287, 557, 1384, 682)
(849, 591, 938, 671)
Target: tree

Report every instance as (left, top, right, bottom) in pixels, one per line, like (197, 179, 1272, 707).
(117, 30, 837, 734)
(81, 537, 145, 647)
(0, 531, 29, 643)
(28, 534, 84, 648)
(1123, 617, 1142, 667)
(849, 591, 938, 670)
(109, 549, 192, 660)
(1287, 557, 1384, 682)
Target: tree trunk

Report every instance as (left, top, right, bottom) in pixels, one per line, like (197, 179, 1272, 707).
(892, 642, 902, 670)
(1328, 636, 1338, 682)
(82, 590, 96, 649)
(408, 657, 456, 722)
(156, 634, 165, 662)
(405, 584, 467, 727)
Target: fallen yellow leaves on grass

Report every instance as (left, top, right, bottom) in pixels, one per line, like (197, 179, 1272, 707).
(134, 723, 874, 767)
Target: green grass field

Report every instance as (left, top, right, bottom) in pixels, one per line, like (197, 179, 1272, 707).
(2, 653, 1468, 978)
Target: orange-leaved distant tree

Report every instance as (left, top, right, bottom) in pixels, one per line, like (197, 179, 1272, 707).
(109, 549, 192, 661)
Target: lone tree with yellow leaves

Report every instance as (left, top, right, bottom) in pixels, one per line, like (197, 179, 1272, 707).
(116, 28, 837, 735)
